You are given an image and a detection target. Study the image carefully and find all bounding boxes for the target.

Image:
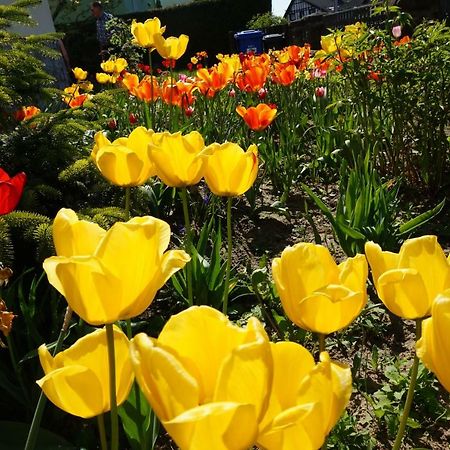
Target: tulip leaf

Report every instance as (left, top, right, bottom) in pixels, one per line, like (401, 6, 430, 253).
(398, 198, 445, 235)
(118, 383, 160, 450)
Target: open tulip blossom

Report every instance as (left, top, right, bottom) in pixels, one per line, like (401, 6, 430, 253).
(43, 208, 190, 325)
(130, 305, 352, 450)
(236, 103, 277, 132)
(272, 242, 368, 335)
(0, 168, 26, 215)
(37, 326, 133, 418)
(91, 127, 157, 187)
(365, 236, 450, 319)
(131, 17, 166, 49)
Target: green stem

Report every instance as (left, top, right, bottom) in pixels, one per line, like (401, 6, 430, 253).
(318, 333, 326, 354)
(97, 414, 108, 450)
(169, 65, 174, 130)
(222, 197, 233, 315)
(25, 307, 73, 450)
(106, 323, 119, 450)
(392, 319, 423, 450)
(124, 187, 131, 220)
(148, 49, 155, 129)
(180, 187, 193, 306)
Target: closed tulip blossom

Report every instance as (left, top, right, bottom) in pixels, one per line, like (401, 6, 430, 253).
(257, 343, 352, 450)
(148, 131, 205, 187)
(154, 34, 189, 61)
(0, 168, 26, 215)
(272, 243, 368, 335)
(37, 326, 133, 418)
(200, 142, 258, 197)
(236, 104, 277, 132)
(416, 291, 450, 392)
(130, 306, 273, 450)
(91, 127, 156, 186)
(43, 208, 190, 325)
(131, 17, 166, 49)
(365, 236, 450, 319)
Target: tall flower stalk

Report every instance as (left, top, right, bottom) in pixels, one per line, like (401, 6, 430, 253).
(392, 319, 422, 450)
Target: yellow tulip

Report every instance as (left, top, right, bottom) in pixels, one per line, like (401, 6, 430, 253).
(37, 326, 133, 418)
(365, 236, 450, 319)
(148, 131, 205, 187)
(257, 343, 352, 450)
(113, 57, 128, 73)
(130, 306, 272, 450)
(154, 34, 189, 60)
(43, 209, 190, 325)
(100, 59, 116, 73)
(100, 57, 127, 74)
(199, 142, 258, 197)
(91, 126, 157, 186)
(72, 67, 87, 81)
(131, 18, 166, 49)
(96, 73, 115, 84)
(416, 290, 450, 392)
(272, 243, 368, 335)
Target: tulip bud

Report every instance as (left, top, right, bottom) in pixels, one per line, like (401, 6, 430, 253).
(258, 88, 267, 99)
(392, 25, 402, 38)
(129, 113, 138, 124)
(107, 118, 117, 130)
(184, 106, 194, 117)
(315, 86, 327, 98)
(228, 88, 236, 97)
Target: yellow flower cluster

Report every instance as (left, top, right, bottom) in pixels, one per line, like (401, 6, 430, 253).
(91, 127, 258, 196)
(131, 17, 188, 60)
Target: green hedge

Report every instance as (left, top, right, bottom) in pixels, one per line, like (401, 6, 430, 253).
(123, 0, 271, 65)
(59, 0, 271, 76)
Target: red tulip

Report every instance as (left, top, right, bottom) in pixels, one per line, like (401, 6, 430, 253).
(0, 169, 26, 215)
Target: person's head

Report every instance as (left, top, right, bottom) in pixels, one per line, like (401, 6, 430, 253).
(90, 1, 103, 18)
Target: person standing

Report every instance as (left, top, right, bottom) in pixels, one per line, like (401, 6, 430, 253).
(90, 1, 113, 60)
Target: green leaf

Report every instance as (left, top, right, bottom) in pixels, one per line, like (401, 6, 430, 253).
(398, 198, 445, 235)
(118, 383, 160, 450)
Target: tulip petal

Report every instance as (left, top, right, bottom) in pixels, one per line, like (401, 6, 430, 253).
(398, 235, 450, 304)
(259, 342, 315, 433)
(377, 268, 429, 318)
(130, 333, 200, 421)
(157, 306, 249, 402)
(364, 241, 399, 290)
(298, 286, 366, 334)
(257, 403, 319, 450)
(52, 208, 106, 257)
(416, 292, 450, 392)
(43, 256, 123, 325)
(164, 402, 257, 450)
(37, 365, 105, 418)
(214, 317, 272, 421)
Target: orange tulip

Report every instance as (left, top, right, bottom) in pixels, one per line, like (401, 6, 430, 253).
(236, 103, 277, 132)
(196, 62, 234, 97)
(235, 66, 268, 93)
(123, 73, 160, 102)
(14, 106, 40, 121)
(271, 63, 297, 86)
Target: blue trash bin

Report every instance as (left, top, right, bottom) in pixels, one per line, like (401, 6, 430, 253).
(234, 30, 264, 54)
